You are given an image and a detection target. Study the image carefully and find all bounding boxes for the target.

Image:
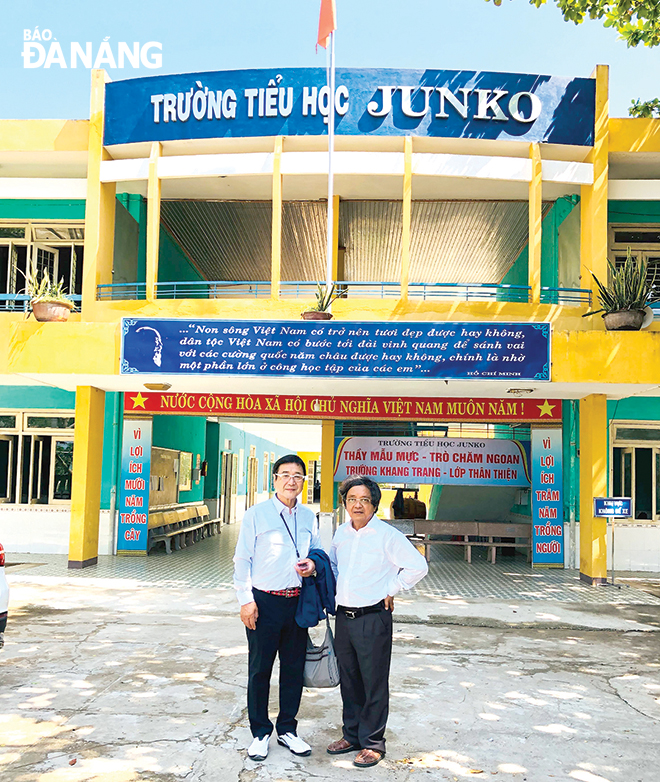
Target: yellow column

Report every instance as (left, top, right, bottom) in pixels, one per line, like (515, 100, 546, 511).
(400, 135, 413, 299)
(579, 394, 608, 584)
(528, 143, 542, 303)
(271, 136, 283, 300)
(581, 65, 609, 309)
(68, 386, 106, 568)
(145, 141, 162, 302)
(81, 70, 116, 319)
(320, 419, 336, 513)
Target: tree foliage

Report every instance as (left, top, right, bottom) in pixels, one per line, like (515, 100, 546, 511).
(489, 1, 660, 47)
(489, 2, 660, 115)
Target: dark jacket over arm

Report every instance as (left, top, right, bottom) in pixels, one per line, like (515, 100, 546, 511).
(295, 548, 337, 628)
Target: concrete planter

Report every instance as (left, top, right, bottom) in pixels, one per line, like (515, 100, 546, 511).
(31, 300, 74, 323)
(603, 310, 645, 331)
(301, 311, 333, 321)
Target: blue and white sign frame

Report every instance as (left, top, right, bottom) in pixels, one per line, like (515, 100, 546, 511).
(105, 67, 595, 148)
(117, 419, 152, 554)
(531, 427, 563, 566)
(120, 318, 551, 381)
(594, 497, 632, 518)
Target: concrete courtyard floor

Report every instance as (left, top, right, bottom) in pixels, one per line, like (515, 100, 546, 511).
(2, 569, 660, 782)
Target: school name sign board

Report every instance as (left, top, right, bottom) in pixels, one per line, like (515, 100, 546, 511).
(334, 436, 531, 486)
(124, 391, 562, 423)
(105, 67, 595, 147)
(120, 319, 550, 381)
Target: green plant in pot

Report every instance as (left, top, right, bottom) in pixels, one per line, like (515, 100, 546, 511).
(24, 266, 75, 322)
(301, 283, 338, 321)
(583, 248, 656, 331)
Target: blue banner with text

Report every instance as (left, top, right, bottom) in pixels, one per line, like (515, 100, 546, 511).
(105, 67, 595, 147)
(117, 419, 152, 554)
(531, 427, 563, 566)
(120, 319, 550, 381)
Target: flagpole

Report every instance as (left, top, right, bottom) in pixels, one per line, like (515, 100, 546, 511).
(325, 30, 335, 291)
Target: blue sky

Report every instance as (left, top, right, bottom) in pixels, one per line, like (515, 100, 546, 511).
(1, 0, 658, 119)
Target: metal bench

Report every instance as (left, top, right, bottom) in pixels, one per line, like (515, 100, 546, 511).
(147, 505, 220, 554)
(411, 520, 531, 564)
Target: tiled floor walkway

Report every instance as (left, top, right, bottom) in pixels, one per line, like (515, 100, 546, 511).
(7, 521, 660, 605)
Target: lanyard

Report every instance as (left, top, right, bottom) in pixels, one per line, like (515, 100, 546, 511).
(280, 509, 300, 559)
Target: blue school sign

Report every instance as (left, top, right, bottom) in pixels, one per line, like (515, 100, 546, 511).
(593, 498, 632, 518)
(104, 67, 595, 147)
(120, 319, 551, 381)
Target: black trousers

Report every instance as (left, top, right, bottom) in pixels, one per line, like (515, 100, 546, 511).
(334, 606, 393, 753)
(246, 588, 308, 738)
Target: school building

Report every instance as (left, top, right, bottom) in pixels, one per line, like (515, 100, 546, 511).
(1, 64, 660, 584)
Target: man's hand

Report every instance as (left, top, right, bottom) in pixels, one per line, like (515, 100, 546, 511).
(295, 558, 316, 577)
(384, 595, 394, 611)
(240, 601, 259, 630)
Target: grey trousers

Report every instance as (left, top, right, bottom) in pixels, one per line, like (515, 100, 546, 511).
(334, 607, 393, 753)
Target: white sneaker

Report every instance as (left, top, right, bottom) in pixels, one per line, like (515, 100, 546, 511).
(277, 732, 311, 757)
(248, 734, 271, 761)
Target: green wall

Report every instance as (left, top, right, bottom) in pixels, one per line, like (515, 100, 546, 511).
(152, 414, 207, 502)
(608, 398, 660, 422)
(100, 393, 122, 511)
(0, 199, 85, 220)
(115, 194, 204, 285)
(113, 199, 141, 285)
(501, 196, 579, 289)
(609, 201, 660, 223)
(0, 386, 75, 408)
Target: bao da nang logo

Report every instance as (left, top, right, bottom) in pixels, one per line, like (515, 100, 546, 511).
(22, 28, 163, 69)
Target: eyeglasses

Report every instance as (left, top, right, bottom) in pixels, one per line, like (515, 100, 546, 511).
(346, 497, 372, 506)
(274, 473, 305, 483)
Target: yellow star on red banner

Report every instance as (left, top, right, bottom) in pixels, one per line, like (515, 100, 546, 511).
(537, 400, 555, 417)
(130, 392, 147, 409)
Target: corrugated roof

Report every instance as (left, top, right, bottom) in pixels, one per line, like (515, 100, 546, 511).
(409, 201, 533, 284)
(159, 199, 545, 284)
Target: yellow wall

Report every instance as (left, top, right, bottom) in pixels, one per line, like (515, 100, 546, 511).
(0, 119, 88, 151)
(5, 322, 660, 387)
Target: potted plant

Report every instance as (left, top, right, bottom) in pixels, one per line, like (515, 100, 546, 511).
(24, 266, 76, 322)
(583, 248, 656, 331)
(301, 283, 338, 321)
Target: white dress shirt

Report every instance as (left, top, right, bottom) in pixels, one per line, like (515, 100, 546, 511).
(233, 495, 322, 606)
(329, 514, 428, 608)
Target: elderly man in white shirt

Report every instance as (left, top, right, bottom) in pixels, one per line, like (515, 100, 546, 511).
(327, 475, 428, 768)
(234, 454, 320, 762)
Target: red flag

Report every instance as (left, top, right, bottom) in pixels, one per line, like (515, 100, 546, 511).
(317, 0, 337, 50)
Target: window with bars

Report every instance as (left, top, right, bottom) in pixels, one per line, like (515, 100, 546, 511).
(610, 226, 660, 298)
(0, 411, 74, 504)
(0, 222, 84, 306)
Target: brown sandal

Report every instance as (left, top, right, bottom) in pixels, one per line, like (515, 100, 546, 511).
(353, 748, 385, 767)
(327, 737, 359, 755)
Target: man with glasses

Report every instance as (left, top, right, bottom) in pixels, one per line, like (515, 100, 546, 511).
(234, 454, 320, 762)
(327, 476, 428, 768)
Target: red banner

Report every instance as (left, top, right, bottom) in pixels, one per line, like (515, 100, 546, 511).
(124, 392, 561, 423)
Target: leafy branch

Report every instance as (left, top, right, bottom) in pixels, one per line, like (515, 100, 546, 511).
(488, 1, 660, 48)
